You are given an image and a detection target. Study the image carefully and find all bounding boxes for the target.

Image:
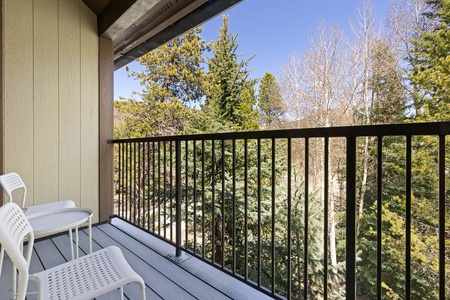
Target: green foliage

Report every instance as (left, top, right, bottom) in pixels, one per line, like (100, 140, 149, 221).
(114, 98, 189, 138)
(356, 2, 450, 298)
(115, 28, 207, 138)
(359, 196, 447, 299)
(130, 28, 208, 105)
(370, 41, 406, 124)
(357, 134, 450, 299)
(409, 0, 450, 121)
(258, 72, 285, 128)
(204, 15, 259, 131)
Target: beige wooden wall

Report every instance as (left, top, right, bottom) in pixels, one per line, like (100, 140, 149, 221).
(2, 0, 99, 221)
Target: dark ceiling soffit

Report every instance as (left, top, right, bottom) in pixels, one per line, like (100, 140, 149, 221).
(113, 0, 243, 70)
(98, 0, 138, 37)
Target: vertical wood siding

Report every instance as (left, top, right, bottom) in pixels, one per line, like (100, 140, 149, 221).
(2, 0, 99, 221)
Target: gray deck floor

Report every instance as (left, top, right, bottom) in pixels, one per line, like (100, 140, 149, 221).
(0, 218, 273, 300)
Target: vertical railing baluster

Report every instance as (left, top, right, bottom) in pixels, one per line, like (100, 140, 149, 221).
(147, 141, 151, 231)
(121, 143, 125, 218)
(118, 144, 122, 217)
(221, 139, 225, 268)
(287, 138, 292, 299)
(158, 141, 161, 236)
(212, 140, 216, 264)
(244, 139, 249, 280)
(377, 137, 383, 300)
(257, 138, 262, 287)
(176, 140, 182, 257)
(271, 138, 276, 295)
(193, 140, 197, 254)
(324, 137, 329, 299)
(406, 136, 412, 299)
(135, 142, 139, 224)
(163, 141, 167, 239)
(130, 143, 133, 222)
(202, 140, 206, 259)
(152, 142, 156, 232)
(169, 141, 173, 242)
(127, 143, 131, 222)
(122, 143, 131, 220)
(137, 142, 142, 227)
(438, 135, 446, 300)
(139, 142, 147, 228)
(346, 136, 357, 300)
(232, 139, 236, 274)
(304, 137, 309, 299)
(128, 142, 131, 221)
(185, 140, 189, 248)
(133, 142, 137, 224)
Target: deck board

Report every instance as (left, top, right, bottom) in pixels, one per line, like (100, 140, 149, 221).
(0, 219, 272, 300)
(89, 226, 196, 300)
(98, 224, 231, 300)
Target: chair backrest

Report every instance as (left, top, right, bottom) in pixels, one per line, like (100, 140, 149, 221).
(0, 202, 34, 300)
(0, 172, 27, 208)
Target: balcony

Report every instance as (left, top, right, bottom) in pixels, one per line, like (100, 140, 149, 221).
(1, 121, 449, 299)
(111, 121, 450, 299)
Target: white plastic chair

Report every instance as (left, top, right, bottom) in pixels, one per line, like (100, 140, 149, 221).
(0, 202, 146, 300)
(0, 172, 76, 277)
(0, 172, 75, 216)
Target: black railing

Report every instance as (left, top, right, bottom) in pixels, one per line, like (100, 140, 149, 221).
(111, 122, 450, 300)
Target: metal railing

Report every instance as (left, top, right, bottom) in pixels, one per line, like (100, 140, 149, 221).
(111, 121, 450, 299)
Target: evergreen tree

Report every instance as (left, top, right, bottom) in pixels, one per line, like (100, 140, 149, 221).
(409, 0, 450, 121)
(370, 40, 406, 124)
(115, 28, 207, 138)
(204, 15, 259, 131)
(358, 3, 450, 298)
(258, 72, 285, 129)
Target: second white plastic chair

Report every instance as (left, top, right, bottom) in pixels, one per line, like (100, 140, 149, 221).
(0, 172, 76, 277)
(0, 172, 75, 216)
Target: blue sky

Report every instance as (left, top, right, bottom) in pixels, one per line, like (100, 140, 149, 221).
(114, 0, 394, 100)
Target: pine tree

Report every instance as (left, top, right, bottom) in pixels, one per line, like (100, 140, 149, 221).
(357, 3, 450, 297)
(410, 0, 450, 121)
(204, 15, 259, 131)
(258, 72, 285, 129)
(115, 28, 208, 138)
(370, 40, 406, 124)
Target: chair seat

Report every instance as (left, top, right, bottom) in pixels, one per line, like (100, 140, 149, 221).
(29, 246, 145, 300)
(23, 200, 75, 216)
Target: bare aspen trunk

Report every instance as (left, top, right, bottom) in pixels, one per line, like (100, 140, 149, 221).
(329, 194, 337, 267)
(359, 136, 369, 217)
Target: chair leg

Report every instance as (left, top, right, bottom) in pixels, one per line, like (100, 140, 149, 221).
(140, 282, 146, 300)
(75, 225, 79, 259)
(0, 246, 4, 277)
(120, 286, 124, 300)
(12, 265, 17, 300)
(69, 229, 74, 260)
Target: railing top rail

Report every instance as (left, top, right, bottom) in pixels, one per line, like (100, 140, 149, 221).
(110, 121, 450, 144)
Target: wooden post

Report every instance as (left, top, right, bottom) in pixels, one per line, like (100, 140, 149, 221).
(99, 38, 114, 221)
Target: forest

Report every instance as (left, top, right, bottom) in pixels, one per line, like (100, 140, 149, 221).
(114, 0, 450, 299)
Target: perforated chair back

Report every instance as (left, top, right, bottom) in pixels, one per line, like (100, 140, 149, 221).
(0, 172, 76, 281)
(0, 203, 34, 300)
(0, 172, 27, 208)
(0, 204, 146, 300)
(0, 172, 76, 215)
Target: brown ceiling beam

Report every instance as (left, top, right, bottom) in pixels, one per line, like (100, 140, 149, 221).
(114, 0, 243, 70)
(113, 0, 208, 60)
(98, 0, 160, 40)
